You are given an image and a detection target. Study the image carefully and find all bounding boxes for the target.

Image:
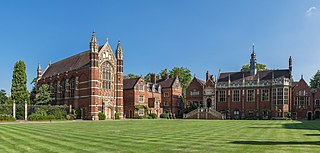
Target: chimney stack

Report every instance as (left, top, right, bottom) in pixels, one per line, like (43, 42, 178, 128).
(150, 73, 156, 84)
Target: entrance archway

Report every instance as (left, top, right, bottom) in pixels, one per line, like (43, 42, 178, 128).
(207, 98, 212, 108)
(307, 112, 312, 120)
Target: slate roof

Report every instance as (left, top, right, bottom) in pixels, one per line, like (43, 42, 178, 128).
(218, 69, 290, 82)
(157, 77, 176, 88)
(123, 78, 141, 90)
(42, 46, 104, 78)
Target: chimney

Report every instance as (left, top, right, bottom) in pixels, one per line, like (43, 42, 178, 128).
(162, 73, 169, 80)
(151, 73, 156, 84)
(206, 71, 210, 81)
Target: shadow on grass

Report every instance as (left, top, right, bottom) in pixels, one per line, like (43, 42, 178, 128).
(305, 134, 320, 136)
(232, 141, 320, 145)
(248, 126, 280, 129)
(283, 121, 320, 131)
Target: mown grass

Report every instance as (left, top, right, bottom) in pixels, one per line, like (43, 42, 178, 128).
(0, 120, 319, 153)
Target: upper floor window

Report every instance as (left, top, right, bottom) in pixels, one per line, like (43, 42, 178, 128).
(219, 90, 226, 102)
(262, 89, 269, 101)
(138, 84, 144, 91)
(164, 92, 170, 97)
(247, 89, 254, 102)
(232, 90, 240, 102)
(190, 90, 199, 96)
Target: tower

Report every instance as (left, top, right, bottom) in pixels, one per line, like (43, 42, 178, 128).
(115, 40, 124, 119)
(250, 44, 257, 76)
(89, 31, 100, 120)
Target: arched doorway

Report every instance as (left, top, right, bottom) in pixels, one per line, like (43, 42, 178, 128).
(207, 98, 212, 108)
(105, 107, 112, 119)
(307, 112, 312, 120)
(315, 111, 320, 119)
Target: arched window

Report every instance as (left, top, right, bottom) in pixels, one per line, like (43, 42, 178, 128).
(53, 81, 58, 99)
(70, 77, 75, 98)
(101, 62, 113, 90)
(61, 79, 66, 99)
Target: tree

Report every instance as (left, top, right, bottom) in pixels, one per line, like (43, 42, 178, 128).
(310, 70, 320, 88)
(11, 60, 30, 104)
(124, 73, 140, 79)
(241, 63, 267, 72)
(168, 67, 192, 97)
(0, 89, 8, 104)
(34, 84, 54, 105)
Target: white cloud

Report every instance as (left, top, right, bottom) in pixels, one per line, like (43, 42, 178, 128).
(306, 6, 317, 16)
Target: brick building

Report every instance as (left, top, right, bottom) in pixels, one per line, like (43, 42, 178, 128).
(185, 46, 293, 119)
(36, 32, 124, 120)
(123, 74, 162, 118)
(157, 74, 183, 117)
(291, 77, 320, 120)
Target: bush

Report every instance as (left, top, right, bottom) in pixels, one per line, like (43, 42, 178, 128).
(149, 113, 157, 119)
(98, 112, 106, 120)
(160, 113, 168, 118)
(0, 114, 16, 121)
(114, 112, 120, 120)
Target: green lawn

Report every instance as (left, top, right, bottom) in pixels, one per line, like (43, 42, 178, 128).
(0, 120, 319, 153)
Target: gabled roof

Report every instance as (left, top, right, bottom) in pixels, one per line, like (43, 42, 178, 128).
(218, 69, 290, 82)
(157, 77, 177, 88)
(123, 77, 141, 90)
(42, 46, 104, 78)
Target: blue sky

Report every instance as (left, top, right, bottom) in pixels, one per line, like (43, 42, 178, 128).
(1, 0, 320, 94)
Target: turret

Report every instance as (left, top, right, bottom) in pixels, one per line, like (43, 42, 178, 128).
(89, 32, 99, 67)
(250, 43, 257, 76)
(289, 56, 292, 79)
(37, 63, 42, 80)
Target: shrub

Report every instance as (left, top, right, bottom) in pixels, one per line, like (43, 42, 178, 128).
(98, 112, 106, 120)
(114, 112, 120, 120)
(149, 113, 157, 119)
(160, 113, 168, 118)
(0, 114, 16, 121)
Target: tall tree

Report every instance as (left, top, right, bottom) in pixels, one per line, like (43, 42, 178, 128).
(310, 70, 320, 88)
(124, 73, 140, 79)
(241, 63, 267, 72)
(34, 84, 54, 105)
(11, 60, 30, 104)
(0, 89, 8, 104)
(169, 67, 192, 97)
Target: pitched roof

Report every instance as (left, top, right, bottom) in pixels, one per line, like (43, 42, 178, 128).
(42, 50, 90, 78)
(218, 69, 290, 82)
(41, 46, 104, 78)
(157, 77, 176, 88)
(123, 77, 141, 90)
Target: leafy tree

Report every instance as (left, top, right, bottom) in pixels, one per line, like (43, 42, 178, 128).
(11, 60, 30, 104)
(169, 67, 192, 97)
(34, 84, 54, 105)
(310, 70, 320, 88)
(124, 73, 140, 79)
(0, 90, 9, 104)
(241, 63, 267, 72)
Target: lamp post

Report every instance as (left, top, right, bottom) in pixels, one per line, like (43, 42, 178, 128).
(311, 88, 317, 120)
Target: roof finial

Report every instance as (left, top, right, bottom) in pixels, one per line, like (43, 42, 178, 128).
(252, 43, 255, 54)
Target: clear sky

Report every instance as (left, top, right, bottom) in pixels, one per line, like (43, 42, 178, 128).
(1, 0, 320, 94)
